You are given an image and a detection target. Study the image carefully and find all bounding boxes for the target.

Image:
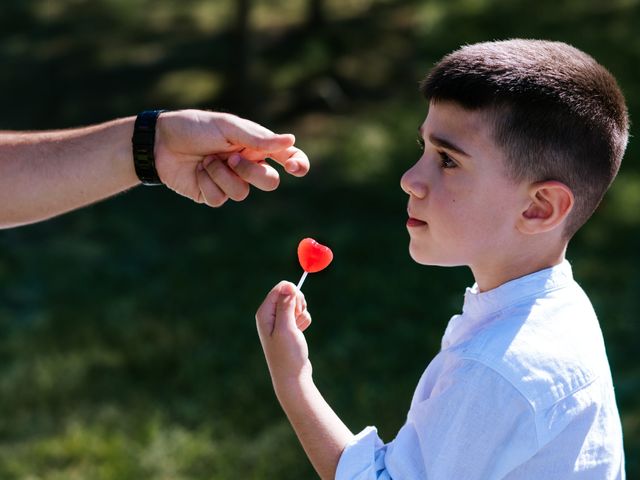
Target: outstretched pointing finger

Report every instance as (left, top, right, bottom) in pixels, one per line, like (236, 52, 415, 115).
(268, 146, 310, 177)
(221, 116, 295, 153)
(237, 146, 310, 177)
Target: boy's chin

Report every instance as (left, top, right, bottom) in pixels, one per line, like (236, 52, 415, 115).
(408, 245, 437, 265)
(408, 243, 461, 267)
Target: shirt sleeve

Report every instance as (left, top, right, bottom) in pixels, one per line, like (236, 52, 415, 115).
(336, 359, 539, 479)
(335, 427, 391, 480)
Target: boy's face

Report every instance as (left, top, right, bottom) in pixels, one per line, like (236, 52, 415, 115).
(401, 101, 526, 270)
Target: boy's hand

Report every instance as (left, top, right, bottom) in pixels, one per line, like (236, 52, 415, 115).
(256, 281, 313, 392)
(256, 281, 354, 480)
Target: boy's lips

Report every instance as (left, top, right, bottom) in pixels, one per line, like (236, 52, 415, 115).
(406, 214, 428, 227)
(407, 206, 427, 227)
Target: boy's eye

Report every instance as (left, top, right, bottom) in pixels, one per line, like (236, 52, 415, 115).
(438, 151, 457, 169)
(416, 135, 425, 149)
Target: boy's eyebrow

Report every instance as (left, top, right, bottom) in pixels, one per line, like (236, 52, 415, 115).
(419, 127, 470, 157)
(429, 134, 470, 157)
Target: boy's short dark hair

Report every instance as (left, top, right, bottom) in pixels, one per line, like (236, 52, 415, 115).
(421, 39, 629, 238)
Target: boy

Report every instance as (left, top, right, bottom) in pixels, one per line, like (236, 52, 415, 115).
(256, 40, 628, 479)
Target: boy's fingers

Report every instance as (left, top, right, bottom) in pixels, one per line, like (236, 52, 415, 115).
(296, 310, 312, 332)
(256, 281, 307, 338)
(294, 291, 307, 318)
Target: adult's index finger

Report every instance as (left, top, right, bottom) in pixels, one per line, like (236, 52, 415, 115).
(269, 146, 310, 177)
(223, 115, 295, 153)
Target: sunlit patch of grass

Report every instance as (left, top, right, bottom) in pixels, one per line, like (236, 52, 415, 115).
(0, 348, 122, 407)
(0, 420, 145, 480)
(0, 414, 312, 480)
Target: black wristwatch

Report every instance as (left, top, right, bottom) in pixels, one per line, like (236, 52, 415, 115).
(132, 109, 166, 186)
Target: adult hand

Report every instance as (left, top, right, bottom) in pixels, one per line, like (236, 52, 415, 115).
(155, 110, 310, 207)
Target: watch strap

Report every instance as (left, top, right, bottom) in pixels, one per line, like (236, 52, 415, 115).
(132, 109, 165, 186)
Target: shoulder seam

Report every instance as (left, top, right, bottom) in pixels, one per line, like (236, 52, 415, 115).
(456, 355, 540, 450)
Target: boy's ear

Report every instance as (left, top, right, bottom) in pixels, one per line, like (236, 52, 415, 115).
(517, 181, 574, 235)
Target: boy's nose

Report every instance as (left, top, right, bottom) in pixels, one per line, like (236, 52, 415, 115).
(400, 165, 428, 199)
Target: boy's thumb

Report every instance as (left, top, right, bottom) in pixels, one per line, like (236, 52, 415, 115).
(275, 283, 298, 333)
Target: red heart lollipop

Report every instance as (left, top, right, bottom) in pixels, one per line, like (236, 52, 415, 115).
(296, 238, 333, 289)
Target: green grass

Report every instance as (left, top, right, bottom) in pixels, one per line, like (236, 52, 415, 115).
(1, 0, 639, 478)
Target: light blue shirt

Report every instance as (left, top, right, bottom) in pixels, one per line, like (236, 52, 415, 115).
(336, 261, 625, 479)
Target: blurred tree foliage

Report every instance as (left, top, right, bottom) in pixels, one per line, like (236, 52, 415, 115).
(0, 0, 639, 478)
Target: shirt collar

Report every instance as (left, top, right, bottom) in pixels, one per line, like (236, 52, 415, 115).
(442, 260, 574, 349)
(463, 260, 574, 318)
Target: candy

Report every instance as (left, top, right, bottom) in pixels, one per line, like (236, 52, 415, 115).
(298, 238, 333, 273)
(296, 238, 333, 289)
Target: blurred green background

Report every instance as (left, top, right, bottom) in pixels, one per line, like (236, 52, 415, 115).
(0, 0, 639, 478)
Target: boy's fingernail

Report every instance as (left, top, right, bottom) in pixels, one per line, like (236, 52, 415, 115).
(281, 283, 296, 297)
(282, 293, 295, 305)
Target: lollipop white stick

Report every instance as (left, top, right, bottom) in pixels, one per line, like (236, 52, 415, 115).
(296, 271, 308, 290)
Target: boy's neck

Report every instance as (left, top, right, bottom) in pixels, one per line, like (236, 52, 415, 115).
(471, 245, 568, 293)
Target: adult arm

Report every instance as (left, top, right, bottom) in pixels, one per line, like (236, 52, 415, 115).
(0, 110, 309, 228)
